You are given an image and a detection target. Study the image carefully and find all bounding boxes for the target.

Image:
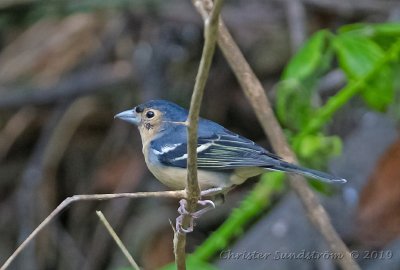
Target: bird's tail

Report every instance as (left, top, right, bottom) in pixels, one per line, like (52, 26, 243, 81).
(267, 161, 347, 183)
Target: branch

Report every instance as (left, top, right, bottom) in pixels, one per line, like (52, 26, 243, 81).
(96, 211, 140, 270)
(193, 2, 360, 270)
(0, 190, 186, 270)
(0, 107, 36, 162)
(173, 1, 224, 269)
(0, 62, 131, 110)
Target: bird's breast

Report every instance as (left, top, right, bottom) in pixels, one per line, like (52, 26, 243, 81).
(143, 146, 233, 190)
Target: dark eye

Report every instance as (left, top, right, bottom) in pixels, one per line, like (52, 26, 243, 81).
(135, 106, 144, 113)
(146, 111, 155, 118)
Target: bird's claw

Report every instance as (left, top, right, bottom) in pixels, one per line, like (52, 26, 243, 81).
(176, 215, 194, 233)
(175, 198, 216, 234)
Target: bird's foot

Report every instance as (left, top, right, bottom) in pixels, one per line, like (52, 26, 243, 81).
(175, 198, 215, 234)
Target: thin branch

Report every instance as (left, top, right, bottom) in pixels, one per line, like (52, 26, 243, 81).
(15, 103, 71, 270)
(174, 1, 224, 269)
(96, 211, 140, 270)
(0, 62, 132, 110)
(1, 190, 186, 270)
(193, 2, 360, 270)
(0, 107, 36, 162)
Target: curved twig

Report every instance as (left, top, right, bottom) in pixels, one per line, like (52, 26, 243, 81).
(0, 190, 186, 270)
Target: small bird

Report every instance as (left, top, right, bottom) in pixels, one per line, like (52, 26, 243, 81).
(115, 100, 346, 194)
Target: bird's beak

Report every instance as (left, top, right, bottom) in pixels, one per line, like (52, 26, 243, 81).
(114, 110, 141, 125)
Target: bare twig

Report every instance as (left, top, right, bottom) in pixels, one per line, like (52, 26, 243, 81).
(42, 97, 97, 173)
(0, 62, 131, 110)
(15, 103, 71, 270)
(0, 107, 36, 162)
(193, 2, 360, 270)
(1, 190, 186, 270)
(83, 158, 146, 270)
(96, 211, 140, 270)
(173, 1, 224, 269)
(11, 98, 96, 269)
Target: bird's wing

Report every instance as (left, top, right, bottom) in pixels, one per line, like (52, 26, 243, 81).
(151, 131, 281, 170)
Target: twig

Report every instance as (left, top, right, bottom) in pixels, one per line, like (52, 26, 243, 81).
(0, 107, 36, 162)
(82, 159, 146, 270)
(96, 211, 140, 270)
(12, 98, 95, 269)
(15, 103, 71, 270)
(42, 97, 97, 173)
(193, 2, 360, 270)
(0, 62, 131, 110)
(1, 190, 186, 270)
(173, 1, 224, 269)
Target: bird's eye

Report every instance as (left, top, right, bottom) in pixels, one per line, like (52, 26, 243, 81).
(135, 106, 144, 113)
(146, 111, 155, 118)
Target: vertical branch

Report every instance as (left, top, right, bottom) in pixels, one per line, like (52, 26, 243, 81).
(193, 2, 360, 270)
(173, 0, 224, 269)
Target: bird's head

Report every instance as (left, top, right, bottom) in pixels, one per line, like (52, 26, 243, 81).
(114, 100, 188, 140)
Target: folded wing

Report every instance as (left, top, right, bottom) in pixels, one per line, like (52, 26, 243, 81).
(152, 131, 280, 170)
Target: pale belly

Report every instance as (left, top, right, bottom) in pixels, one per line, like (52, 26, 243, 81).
(146, 161, 233, 190)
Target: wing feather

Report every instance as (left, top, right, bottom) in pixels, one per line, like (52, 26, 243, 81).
(153, 131, 280, 170)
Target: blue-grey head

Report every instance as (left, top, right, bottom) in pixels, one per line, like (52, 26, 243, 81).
(115, 100, 189, 125)
(114, 100, 189, 140)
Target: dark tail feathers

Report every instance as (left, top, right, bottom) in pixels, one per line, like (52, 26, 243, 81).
(269, 161, 347, 183)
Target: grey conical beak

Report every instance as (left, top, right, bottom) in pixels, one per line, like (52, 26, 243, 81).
(114, 109, 141, 125)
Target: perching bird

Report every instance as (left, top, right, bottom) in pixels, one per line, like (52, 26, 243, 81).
(115, 100, 346, 194)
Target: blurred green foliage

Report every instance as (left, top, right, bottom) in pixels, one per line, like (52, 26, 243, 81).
(278, 23, 400, 169)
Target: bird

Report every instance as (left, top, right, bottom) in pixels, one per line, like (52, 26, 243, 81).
(114, 99, 346, 194)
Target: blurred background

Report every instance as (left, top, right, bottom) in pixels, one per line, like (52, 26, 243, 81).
(0, 0, 400, 269)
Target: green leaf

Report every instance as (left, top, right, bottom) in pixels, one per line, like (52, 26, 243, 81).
(333, 34, 394, 110)
(277, 30, 333, 131)
(333, 34, 383, 76)
(339, 23, 400, 40)
(338, 23, 400, 51)
(276, 80, 316, 131)
(293, 134, 342, 169)
(283, 30, 332, 80)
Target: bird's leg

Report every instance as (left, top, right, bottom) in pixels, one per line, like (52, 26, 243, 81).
(175, 198, 216, 233)
(175, 186, 233, 233)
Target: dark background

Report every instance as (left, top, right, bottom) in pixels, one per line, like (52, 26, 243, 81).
(0, 1, 399, 269)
